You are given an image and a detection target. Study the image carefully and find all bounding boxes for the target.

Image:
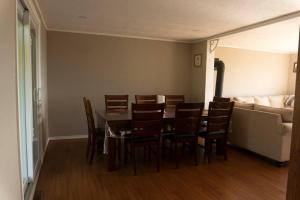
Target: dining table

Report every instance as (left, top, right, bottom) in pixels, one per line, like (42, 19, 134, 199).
(96, 108, 208, 171)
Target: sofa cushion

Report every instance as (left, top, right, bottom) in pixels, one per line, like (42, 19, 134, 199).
(281, 123, 293, 136)
(254, 96, 271, 107)
(234, 102, 254, 110)
(233, 96, 255, 104)
(254, 104, 294, 122)
(269, 95, 285, 108)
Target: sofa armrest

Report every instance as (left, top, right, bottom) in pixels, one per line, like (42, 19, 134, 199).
(249, 110, 290, 161)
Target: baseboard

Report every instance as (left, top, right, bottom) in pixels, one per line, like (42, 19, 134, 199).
(48, 135, 88, 141)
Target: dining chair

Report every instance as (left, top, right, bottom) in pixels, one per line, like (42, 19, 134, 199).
(165, 95, 185, 107)
(213, 96, 231, 102)
(127, 103, 165, 175)
(83, 97, 105, 164)
(105, 95, 129, 113)
(163, 95, 185, 134)
(166, 103, 204, 168)
(198, 101, 234, 163)
(135, 95, 157, 104)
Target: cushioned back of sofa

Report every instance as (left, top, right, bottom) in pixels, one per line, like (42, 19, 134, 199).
(268, 95, 285, 108)
(234, 102, 254, 110)
(254, 104, 293, 122)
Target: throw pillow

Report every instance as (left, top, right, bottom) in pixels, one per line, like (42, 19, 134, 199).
(234, 96, 255, 104)
(269, 95, 285, 108)
(254, 96, 271, 107)
(284, 95, 295, 107)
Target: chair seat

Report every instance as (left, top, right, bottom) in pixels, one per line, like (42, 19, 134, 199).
(197, 130, 225, 138)
(127, 135, 160, 143)
(162, 132, 176, 137)
(165, 132, 197, 141)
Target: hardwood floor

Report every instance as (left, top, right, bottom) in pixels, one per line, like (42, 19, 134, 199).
(36, 139, 288, 200)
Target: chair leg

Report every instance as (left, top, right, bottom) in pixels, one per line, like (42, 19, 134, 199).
(204, 138, 208, 163)
(89, 135, 96, 164)
(144, 146, 147, 162)
(207, 139, 212, 164)
(131, 143, 137, 175)
(86, 135, 91, 159)
(223, 139, 228, 161)
(175, 140, 179, 169)
(162, 138, 166, 159)
(148, 145, 152, 161)
(157, 142, 160, 172)
(194, 138, 198, 166)
(117, 139, 122, 163)
(124, 141, 128, 164)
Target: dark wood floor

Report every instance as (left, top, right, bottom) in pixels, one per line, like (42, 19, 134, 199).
(36, 139, 288, 200)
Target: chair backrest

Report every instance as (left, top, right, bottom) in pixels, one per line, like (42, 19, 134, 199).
(105, 95, 128, 113)
(135, 95, 157, 104)
(165, 95, 185, 107)
(213, 96, 231, 103)
(175, 103, 204, 135)
(83, 97, 96, 136)
(207, 101, 234, 134)
(131, 103, 165, 137)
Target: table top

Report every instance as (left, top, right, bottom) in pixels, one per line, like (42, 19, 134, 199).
(96, 108, 208, 122)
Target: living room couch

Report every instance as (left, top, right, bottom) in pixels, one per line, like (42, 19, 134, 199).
(229, 95, 294, 163)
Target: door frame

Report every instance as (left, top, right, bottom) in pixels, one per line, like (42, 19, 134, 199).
(286, 28, 300, 199)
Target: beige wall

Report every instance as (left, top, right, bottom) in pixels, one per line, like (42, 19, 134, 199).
(47, 31, 192, 137)
(288, 54, 297, 94)
(0, 0, 22, 199)
(215, 47, 291, 97)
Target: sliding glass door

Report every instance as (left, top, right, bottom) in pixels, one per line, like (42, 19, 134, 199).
(17, 1, 40, 194)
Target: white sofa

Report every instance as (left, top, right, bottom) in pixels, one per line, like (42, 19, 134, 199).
(229, 95, 294, 163)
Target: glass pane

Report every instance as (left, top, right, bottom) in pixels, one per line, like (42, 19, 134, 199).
(31, 29, 39, 171)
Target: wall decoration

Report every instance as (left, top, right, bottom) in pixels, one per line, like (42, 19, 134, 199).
(194, 54, 202, 67)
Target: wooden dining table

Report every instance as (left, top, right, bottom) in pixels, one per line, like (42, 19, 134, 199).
(96, 108, 208, 171)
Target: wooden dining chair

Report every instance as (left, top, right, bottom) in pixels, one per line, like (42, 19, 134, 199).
(198, 101, 234, 163)
(213, 96, 231, 102)
(83, 97, 105, 164)
(128, 103, 165, 175)
(135, 95, 157, 104)
(163, 95, 185, 134)
(105, 95, 129, 113)
(166, 103, 204, 168)
(165, 95, 185, 107)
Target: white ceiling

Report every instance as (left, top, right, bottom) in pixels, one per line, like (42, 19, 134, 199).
(219, 17, 300, 53)
(36, 0, 300, 42)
